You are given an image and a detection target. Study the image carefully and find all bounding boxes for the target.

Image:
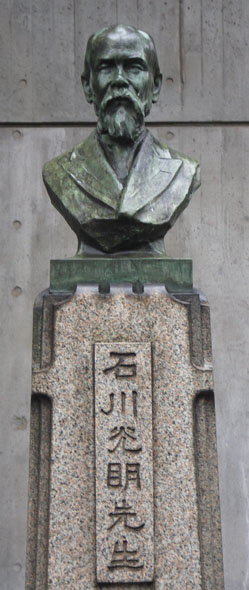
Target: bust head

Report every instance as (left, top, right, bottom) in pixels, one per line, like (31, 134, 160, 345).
(81, 25, 162, 142)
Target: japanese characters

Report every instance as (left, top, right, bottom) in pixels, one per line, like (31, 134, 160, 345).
(94, 342, 154, 583)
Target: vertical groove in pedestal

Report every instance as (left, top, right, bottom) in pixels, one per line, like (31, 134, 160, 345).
(194, 391, 224, 590)
(25, 394, 52, 590)
(188, 295, 204, 368)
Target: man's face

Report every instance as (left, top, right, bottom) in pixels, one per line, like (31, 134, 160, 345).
(85, 28, 160, 141)
(90, 30, 155, 115)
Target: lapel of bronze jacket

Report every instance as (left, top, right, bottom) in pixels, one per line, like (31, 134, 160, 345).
(61, 130, 182, 216)
(61, 131, 123, 211)
(118, 131, 182, 216)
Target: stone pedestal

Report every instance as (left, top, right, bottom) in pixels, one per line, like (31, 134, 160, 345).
(25, 283, 224, 590)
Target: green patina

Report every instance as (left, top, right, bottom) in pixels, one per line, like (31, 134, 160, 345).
(50, 257, 192, 293)
(43, 25, 200, 257)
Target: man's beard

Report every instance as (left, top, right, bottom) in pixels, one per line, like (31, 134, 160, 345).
(97, 88, 146, 143)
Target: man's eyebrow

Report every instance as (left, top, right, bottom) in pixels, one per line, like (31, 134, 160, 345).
(96, 58, 115, 65)
(95, 56, 148, 68)
(125, 57, 148, 67)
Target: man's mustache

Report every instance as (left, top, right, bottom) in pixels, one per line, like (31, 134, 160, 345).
(99, 87, 145, 119)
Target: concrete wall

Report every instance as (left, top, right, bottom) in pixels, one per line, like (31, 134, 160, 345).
(1, 2, 249, 588)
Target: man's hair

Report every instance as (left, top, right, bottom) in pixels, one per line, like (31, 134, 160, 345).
(81, 24, 161, 84)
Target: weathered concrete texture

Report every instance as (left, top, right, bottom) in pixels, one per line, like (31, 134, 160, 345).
(1, 0, 249, 122)
(26, 285, 224, 590)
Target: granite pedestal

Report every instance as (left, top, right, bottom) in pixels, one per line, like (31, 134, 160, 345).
(25, 261, 224, 590)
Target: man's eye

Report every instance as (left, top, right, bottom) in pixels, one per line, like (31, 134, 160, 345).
(127, 63, 144, 72)
(98, 64, 112, 72)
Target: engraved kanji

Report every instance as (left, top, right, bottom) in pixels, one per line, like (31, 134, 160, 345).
(101, 392, 115, 415)
(101, 390, 138, 416)
(108, 426, 142, 453)
(108, 537, 144, 570)
(108, 499, 145, 531)
(107, 463, 141, 489)
(124, 463, 141, 490)
(103, 352, 137, 378)
(107, 463, 122, 487)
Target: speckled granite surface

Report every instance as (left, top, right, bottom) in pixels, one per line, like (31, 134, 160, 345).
(27, 285, 224, 590)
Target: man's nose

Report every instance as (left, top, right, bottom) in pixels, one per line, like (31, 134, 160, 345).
(110, 66, 129, 87)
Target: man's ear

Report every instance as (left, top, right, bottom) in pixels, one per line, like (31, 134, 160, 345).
(152, 73, 162, 104)
(81, 75, 93, 104)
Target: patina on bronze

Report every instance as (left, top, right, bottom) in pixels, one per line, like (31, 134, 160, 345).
(43, 25, 200, 255)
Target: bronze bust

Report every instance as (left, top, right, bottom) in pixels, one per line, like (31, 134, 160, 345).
(43, 25, 200, 255)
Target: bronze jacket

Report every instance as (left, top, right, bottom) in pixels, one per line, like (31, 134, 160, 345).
(43, 129, 200, 253)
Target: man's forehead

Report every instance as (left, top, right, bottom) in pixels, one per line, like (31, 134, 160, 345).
(91, 28, 151, 64)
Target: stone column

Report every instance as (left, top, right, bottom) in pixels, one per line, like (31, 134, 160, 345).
(25, 275, 224, 590)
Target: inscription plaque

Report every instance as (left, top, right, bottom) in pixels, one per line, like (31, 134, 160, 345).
(94, 342, 154, 583)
